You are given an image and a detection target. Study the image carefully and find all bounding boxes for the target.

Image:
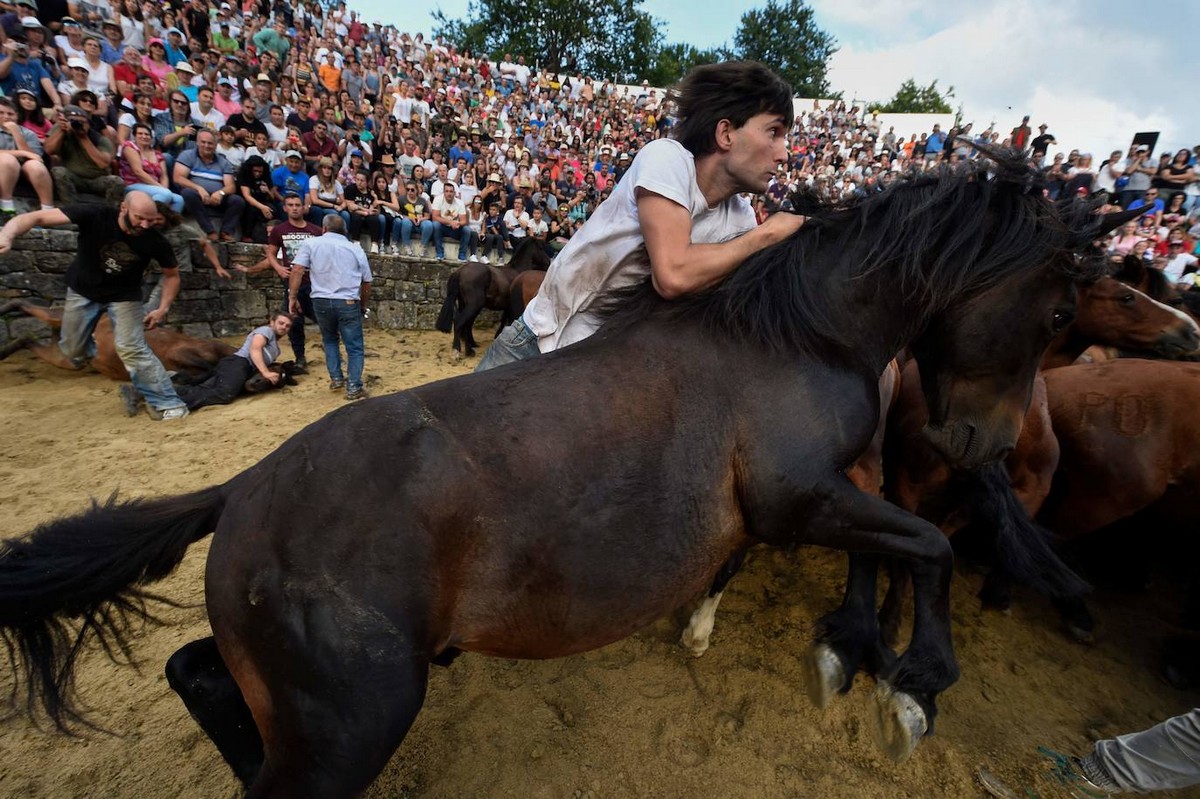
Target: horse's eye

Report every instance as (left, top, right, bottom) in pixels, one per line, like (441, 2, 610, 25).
(1119, 293, 1136, 306)
(1052, 309, 1075, 332)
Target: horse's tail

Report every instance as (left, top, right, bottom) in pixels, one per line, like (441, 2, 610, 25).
(0, 487, 225, 730)
(968, 462, 1088, 600)
(435, 271, 460, 333)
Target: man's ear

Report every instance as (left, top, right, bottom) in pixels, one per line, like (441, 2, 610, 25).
(713, 119, 734, 153)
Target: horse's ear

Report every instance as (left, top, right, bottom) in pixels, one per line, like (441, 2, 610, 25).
(1093, 204, 1144, 238)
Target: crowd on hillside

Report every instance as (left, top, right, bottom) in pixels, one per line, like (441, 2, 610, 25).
(0, 0, 1196, 270)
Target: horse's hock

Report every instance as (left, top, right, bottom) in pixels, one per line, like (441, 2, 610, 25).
(0, 228, 501, 342)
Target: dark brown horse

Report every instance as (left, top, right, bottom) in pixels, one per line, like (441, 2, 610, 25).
(0, 299, 234, 380)
(0, 153, 1128, 795)
(880, 277, 1199, 640)
(434, 237, 550, 356)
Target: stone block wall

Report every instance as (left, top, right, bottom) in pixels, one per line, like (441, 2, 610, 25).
(0, 226, 501, 344)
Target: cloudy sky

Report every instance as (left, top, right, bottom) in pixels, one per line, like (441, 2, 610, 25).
(352, 0, 1198, 160)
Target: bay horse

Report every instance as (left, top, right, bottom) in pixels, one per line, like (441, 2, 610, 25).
(879, 277, 1198, 641)
(434, 237, 551, 356)
(0, 151, 1129, 795)
(0, 299, 235, 380)
(508, 268, 546, 325)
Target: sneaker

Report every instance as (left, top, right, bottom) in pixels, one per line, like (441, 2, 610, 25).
(344, 386, 368, 401)
(469, 254, 479, 262)
(294, 357, 307, 370)
(420, 246, 431, 259)
(118, 383, 143, 417)
(405, 245, 416, 257)
(480, 255, 489, 264)
(370, 242, 380, 254)
(147, 404, 189, 421)
(329, 378, 345, 391)
(436, 251, 445, 260)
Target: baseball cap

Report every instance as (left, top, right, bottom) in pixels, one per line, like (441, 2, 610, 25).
(66, 57, 90, 71)
(165, 26, 183, 37)
(350, 148, 364, 157)
(487, 172, 501, 183)
(284, 149, 303, 160)
(174, 61, 195, 74)
(20, 15, 42, 29)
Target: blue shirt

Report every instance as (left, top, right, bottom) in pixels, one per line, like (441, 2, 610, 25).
(293, 232, 373, 300)
(272, 164, 308, 197)
(926, 130, 947, 154)
(0, 57, 49, 96)
(175, 148, 233, 193)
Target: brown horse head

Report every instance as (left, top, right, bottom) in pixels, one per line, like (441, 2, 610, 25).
(1075, 277, 1200, 357)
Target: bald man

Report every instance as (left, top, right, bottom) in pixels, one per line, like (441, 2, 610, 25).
(0, 191, 191, 420)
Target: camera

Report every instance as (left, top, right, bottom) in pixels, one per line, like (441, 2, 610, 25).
(70, 118, 85, 132)
(13, 43, 27, 57)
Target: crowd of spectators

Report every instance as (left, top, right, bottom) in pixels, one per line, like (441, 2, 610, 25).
(0, 0, 1196, 276)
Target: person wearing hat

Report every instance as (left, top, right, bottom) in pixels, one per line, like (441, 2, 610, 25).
(56, 55, 91, 104)
(161, 26, 187, 67)
(45, 101, 124, 203)
(212, 76, 239, 117)
(0, 27, 60, 110)
(18, 14, 61, 87)
(171, 58, 199, 101)
(476, 61, 804, 371)
(53, 16, 85, 61)
(1030, 124, 1055, 157)
(270, 148, 308, 198)
(99, 17, 124, 64)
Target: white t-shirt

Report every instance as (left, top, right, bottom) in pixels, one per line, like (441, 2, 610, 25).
(191, 104, 227, 133)
(391, 94, 413, 123)
(264, 121, 288, 146)
(432, 195, 466, 222)
(504, 209, 529, 237)
(524, 137, 756, 352)
(1164, 253, 1199, 284)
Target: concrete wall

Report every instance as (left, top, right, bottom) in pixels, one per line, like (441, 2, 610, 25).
(0, 225, 492, 347)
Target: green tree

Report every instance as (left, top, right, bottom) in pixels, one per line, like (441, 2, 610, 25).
(875, 79, 954, 114)
(731, 0, 837, 97)
(432, 0, 663, 81)
(644, 42, 728, 88)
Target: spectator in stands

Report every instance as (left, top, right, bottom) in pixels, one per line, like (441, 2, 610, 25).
(116, 91, 155, 143)
(368, 170, 401, 254)
(173, 127, 243, 241)
(0, 95, 52, 214)
(397, 177, 432, 256)
(153, 88, 197, 173)
(235, 154, 277, 242)
(140, 37, 172, 84)
(190, 85, 225, 133)
(431, 179, 475, 261)
(342, 169, 385, 252)
(119, 121, 179, 210)
(271, 148, 308, 197)
(306, 155, 345, 225)
(503, 194, 529, 250)
(46, 103, 124, 204)
(15, 87, 52, 142)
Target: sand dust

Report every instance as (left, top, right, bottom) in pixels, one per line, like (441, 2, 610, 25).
(0, 329, 1196, 798)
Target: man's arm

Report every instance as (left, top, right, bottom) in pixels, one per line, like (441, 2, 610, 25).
(247, 333, 280, 382)
(79, 129, 114, 168)
(0, 207, 71, 251)
(144, 267, 179, 328)
(199, 238, 231, 279)
(637, 190, 804, 300)
(288, 248, 308, 314)
(172, 157, 209, 199)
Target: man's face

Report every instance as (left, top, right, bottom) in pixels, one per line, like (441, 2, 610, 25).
(314, 122, 327, 138)
(121, 202, 161, 234)
(196, 132, 216, 156)
(270, 107, 285, 125)
(443, 185, 456, 201)
(197, 89, 213, 110)
(726, 112, 789, 193)
(284, 196, 305, 219)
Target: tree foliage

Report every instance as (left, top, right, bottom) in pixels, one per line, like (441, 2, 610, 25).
(872, 79, 955, 115)
(731, 0, 837, 97)
(643, 42, 728, 88)
(432, 0, 663, 82)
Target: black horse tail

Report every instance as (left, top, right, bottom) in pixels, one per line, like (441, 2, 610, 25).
(0, 487, 225, 731)
(435, 272, 460, 333)
(968, 462, 1088, 600)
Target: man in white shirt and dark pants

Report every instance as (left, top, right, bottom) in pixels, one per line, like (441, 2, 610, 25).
(289, 214, 373, 400)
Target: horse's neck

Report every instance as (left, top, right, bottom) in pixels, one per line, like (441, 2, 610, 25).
(826, 268, 926, 375)
(1041, 327, 1088, 370)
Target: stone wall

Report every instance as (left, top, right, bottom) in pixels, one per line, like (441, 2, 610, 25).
(0, 225, 500, 344)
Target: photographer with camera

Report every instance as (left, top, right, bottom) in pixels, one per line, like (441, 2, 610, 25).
(45, 104, 125, 205)
(0, 35, 61, 114)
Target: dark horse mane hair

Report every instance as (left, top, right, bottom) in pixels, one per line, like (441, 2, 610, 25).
(1112, 254, 1174, 303)
(596, 144, 1110, 359)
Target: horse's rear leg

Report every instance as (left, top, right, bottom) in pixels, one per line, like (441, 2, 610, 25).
(226, 597, 431, 799)
(165, 637, 264, 787)
(0, 335, 80, 370)
(680, 549, 747, 657)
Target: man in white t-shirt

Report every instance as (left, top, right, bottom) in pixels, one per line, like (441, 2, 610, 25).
(1163, 241, 1199, 286)
(503, 196, 530, 249)
(477, 61, 803, 370)
(432, 182, 477, 261)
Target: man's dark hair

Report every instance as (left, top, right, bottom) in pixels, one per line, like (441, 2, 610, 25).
(668, 61, 793, 158)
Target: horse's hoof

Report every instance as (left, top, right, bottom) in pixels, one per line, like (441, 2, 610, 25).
(679, 629, 710, 658)
(801, 643, 845, 710)
(870, 681, 927, 763)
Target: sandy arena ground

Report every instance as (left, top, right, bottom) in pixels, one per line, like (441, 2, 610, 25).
(1, 328, 1197, 798)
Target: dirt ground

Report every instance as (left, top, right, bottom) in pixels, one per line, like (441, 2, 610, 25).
(0, 328, 1197, 799)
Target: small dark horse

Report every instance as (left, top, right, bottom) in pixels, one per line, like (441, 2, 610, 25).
(0, 150, 1126, 796)
(434, 237, 551, 356)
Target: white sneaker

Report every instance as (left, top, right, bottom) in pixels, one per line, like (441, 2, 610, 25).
(469, 254, 479, 262)
(480, 255, 489, 264)
(370, 242, 379, 254)
(390, 244, 400, 255)
(405, 245, 416, 257)
(421, 246, 431, 259)
(155, 406, 190, 421)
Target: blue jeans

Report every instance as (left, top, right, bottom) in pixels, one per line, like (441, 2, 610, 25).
(312, 296, 365, 390)
(475, 316, 540, 372)
(58, 288, 185, 412)
(397, 217, 433, 248)
(126, 184, 184, 213)
(434, 222, 478, 260)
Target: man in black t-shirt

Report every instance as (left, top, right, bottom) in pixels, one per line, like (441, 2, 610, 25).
(0, 190, 190, 420)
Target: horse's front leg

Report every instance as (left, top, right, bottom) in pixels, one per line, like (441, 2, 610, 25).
(800, 479, 959, 763)
(806, 554, 897, 707)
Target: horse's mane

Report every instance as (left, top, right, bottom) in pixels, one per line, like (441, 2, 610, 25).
(596, 145, 1109, 358)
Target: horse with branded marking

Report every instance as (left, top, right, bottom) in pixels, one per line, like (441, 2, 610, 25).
(0, 151, 1128, 796)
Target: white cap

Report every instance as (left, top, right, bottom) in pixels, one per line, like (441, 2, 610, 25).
(284, 149, 303, 160)
(66, 57, 90, 72)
